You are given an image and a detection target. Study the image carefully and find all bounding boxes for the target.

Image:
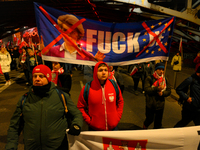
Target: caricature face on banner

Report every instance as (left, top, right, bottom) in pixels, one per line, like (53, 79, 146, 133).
(34, 2, 175, 66)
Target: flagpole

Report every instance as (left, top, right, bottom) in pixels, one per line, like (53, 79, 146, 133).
(179, 37, 183, 67)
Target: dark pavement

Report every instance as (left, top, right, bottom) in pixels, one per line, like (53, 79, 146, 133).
(0, 65, 195, 150)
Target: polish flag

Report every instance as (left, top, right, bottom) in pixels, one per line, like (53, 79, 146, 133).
(130, 66, 138, 76)
(0, 65, 3, 75)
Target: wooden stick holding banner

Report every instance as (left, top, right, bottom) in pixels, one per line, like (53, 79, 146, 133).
(31, 38, 38, 66)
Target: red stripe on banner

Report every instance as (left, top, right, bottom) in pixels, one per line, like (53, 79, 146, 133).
(39, 6, 87, 58)
(42, 34, 63, 55)
(136, 17, 174, 58)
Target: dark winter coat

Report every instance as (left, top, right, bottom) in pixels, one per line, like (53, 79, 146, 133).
(176, 73, 200, 112)
(144, 75, 171, 110)
(6, 83, 83, 150)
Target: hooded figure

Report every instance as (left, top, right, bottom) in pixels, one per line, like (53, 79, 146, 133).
(77, 61, 124, 131)
(174, 63, 200, 127)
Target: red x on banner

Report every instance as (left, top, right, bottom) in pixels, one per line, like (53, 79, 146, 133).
(39, 6, 87, 58)
(136, 17, 174, 58)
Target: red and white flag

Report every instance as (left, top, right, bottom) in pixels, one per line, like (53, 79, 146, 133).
(130, 66, 138, 76)
(0, 65, 3, 75)
(179, 37, 183, 60)
(179, 37, 182, 53)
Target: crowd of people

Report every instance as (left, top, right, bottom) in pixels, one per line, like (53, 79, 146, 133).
(1, 42, 199, 149)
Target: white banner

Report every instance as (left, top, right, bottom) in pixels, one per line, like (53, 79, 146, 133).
(67, 126, 200, 150)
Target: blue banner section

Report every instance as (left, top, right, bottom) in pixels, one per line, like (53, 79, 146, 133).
(34, 2, 175, 66)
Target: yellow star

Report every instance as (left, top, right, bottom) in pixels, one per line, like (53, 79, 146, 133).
(143, 39, 146, 42)
(151, 25, 155, 29)
(164, 42, 168, 46)
(168, 28, 171, 31)
(144, 32, 147, 35)
(151, 51, 155, 54)
(158, 48, 161, 51)
(146, 49, 149, 53)
(143, 46, 147, 49)
(158, 22, 162, 25)
(164, 23, 168, 26)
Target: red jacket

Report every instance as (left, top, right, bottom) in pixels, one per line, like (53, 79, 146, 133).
(77, 62, 124, 131)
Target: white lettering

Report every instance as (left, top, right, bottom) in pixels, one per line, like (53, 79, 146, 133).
(112, 32, 126, 54)
(97, 31, 111, 54)
(127, 32, 140, 53)
(86, 29, 97, 52)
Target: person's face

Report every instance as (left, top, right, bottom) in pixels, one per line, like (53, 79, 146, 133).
(22, 49, 26, 53)
(97, 65, 108, 84)
(176, 52, 179, 56)
(29, 51, 34, 56)
(109, 66, 113, 72)
(32, 73, 48, 86)
(60, 22, 80, 41)
(196, 73, 200, 78)
(156, 68, 164, 76)
(52, 62, 61, 71)
(1, 48, 5, 53)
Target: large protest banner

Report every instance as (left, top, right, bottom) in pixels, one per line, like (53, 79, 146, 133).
(67, 126, 200, 150)
(34, 2, 175, 66)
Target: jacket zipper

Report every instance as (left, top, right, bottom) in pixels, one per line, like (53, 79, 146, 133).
(102, 86, 108, 130)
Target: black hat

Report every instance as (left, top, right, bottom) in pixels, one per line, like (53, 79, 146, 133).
(155, 63, 165, 70)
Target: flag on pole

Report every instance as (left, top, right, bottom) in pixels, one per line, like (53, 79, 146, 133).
(179, 37, 183, 61)
(0, 65, 3, 75)
(130, 66, 138, 76)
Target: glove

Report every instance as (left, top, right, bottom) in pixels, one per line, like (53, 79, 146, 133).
(68, 124, 81, 136)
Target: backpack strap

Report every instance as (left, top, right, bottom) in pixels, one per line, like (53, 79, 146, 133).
(83, 79, 119, 105)
(56, 88, 68, 114)
(83, 81, 92, 105)
(108, 79, 119, 101)
(20, 92, 29, 110)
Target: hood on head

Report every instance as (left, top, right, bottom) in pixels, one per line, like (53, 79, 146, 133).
(93, 61, 109, 86)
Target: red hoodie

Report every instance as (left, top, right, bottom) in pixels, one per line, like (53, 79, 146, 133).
(77, 61, 124, 131)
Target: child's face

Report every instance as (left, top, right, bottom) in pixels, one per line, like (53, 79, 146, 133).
(52, 62, 61, 71)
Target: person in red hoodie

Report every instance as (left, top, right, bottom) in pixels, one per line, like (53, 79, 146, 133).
(77, 61, 124, 131)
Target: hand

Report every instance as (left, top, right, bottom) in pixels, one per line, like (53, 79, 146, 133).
(158, 91, 163, 96)
(68, 125, 81, 136)
(187, 97, 192, 104)
(158, 85, 164, 91)
(94, 51, 105, 61)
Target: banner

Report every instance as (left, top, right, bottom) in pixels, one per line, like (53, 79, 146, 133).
(67, 126, 200, 150)
(34, 2, 175, 66)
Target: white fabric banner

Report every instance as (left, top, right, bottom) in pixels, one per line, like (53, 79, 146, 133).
(67, 126, 200, 150)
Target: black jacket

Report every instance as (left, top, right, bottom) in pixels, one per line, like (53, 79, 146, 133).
(57, 73, 72, 95)
(176, 74, 200, 112)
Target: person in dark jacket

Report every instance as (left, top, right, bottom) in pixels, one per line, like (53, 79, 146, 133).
(174, 64, 200, 127)
(143, 63, 171, 129)
(5, 64, 83, 150)
(52, 62, 72, 95)
(25, 48, 43, 85)
(129, 63, 145, 95)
